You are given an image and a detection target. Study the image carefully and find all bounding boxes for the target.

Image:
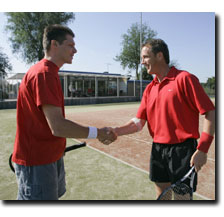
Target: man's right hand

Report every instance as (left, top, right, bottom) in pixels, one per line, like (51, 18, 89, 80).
(97, 127, 117, 145)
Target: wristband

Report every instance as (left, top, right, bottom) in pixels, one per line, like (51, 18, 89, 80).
(197, 132, 214, 153)
(131, 117, 143, 131)
(87, 126, 98, 139)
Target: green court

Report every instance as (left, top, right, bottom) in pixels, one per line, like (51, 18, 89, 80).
(0, 103, 207, 200)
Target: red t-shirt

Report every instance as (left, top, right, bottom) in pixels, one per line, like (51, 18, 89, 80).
(136, 67, 215, 144)
(12, 59, 66, 166)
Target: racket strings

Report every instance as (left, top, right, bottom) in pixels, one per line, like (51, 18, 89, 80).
(158, 189, 173, 200)
(158, 183, 191, 200)
(173, 183, 191, 195)
(157, 167, 196, 200)
(172, 183, 191, 200)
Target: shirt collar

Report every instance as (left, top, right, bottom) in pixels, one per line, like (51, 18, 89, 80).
(152, 66, 177, 85)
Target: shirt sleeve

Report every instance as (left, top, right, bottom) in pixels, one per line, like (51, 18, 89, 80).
(182, 73, 215, 115)
(33, 72, 62, 108)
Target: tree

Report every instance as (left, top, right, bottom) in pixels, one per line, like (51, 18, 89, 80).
(169, 59, 180, 69)
(141, 67, 153, 80)
(0, 48, 12, 100)
(206, 76, 215, 90)
(115, 22, 157, 79)
(5, 12, 75, 64)
(0, 47, 12, 77)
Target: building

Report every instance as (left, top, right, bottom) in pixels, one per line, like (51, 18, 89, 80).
(58, 70, 128, 98)
(7, 70, 152, 98)
(1, 70, 151, 109)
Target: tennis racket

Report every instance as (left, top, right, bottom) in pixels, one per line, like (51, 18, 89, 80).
(64, 142, 86, 153)
(9, 142, 86, 173)
(157, 166, 196, 200)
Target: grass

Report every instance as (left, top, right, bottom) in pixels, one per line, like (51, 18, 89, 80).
(61, 139, 156, 200)
(0, 109, 17, 200)
(0, 107, 156, 200)
(0, 104, 205, 200)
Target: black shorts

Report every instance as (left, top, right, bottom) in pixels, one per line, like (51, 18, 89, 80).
(150, 138, 197, 191)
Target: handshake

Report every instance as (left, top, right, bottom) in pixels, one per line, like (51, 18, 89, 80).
(97, 127, 118, 145)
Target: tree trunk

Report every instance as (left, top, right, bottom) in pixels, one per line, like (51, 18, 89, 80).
(135, 64, 139, 80)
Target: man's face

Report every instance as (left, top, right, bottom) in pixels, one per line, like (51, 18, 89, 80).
(57, 34, 77, 64)
(141, 46, 158, 74)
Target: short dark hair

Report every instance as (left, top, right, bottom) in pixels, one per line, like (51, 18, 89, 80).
(43, 24, 75, 52)
(142, 39, 170, 64)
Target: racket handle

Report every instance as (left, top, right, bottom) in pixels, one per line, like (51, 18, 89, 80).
(64, 142, 86, 153)
(9, 142, 87, 173)
(9, 154, 15, 173)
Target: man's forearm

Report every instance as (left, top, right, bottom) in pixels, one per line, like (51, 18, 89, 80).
(52, 118, 117, 144)
(51, 117, 89, 138)
(197, 109, 215, 153)
(203, 109, 215, 135)
(114, 121, 139, 136)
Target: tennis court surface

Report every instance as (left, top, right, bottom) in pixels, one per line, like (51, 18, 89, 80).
(0, 102, 215, 200)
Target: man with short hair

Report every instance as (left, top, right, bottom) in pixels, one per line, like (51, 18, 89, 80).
(110, 39, 215, 200)
(12, 24, 116, 200)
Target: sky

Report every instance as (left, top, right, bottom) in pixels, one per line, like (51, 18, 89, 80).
(0, 12, 215, 83)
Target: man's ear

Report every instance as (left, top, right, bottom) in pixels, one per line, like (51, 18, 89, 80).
(51, 40, 59, 49)
(157, 52, 164, 61)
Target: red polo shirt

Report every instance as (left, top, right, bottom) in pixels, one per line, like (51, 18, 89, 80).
(136, 67, 215, 144)
(12, 59, 66, 166)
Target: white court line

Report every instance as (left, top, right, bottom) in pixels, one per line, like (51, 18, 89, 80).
(124, 136, 215, 162)
(207, 157, 215, 162)
(194, 192, 212, 200)
(72, 139, 148, 175)
(123, 135, 152, 144)
(71, 138, 212, 200)
(66, 116, 215, 162)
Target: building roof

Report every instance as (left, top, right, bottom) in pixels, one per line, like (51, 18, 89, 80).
(7, 73, 25, 80)
(59, 70, 126, 78)
(7, 70, 127, 80)
(128, 80, 152, 83)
